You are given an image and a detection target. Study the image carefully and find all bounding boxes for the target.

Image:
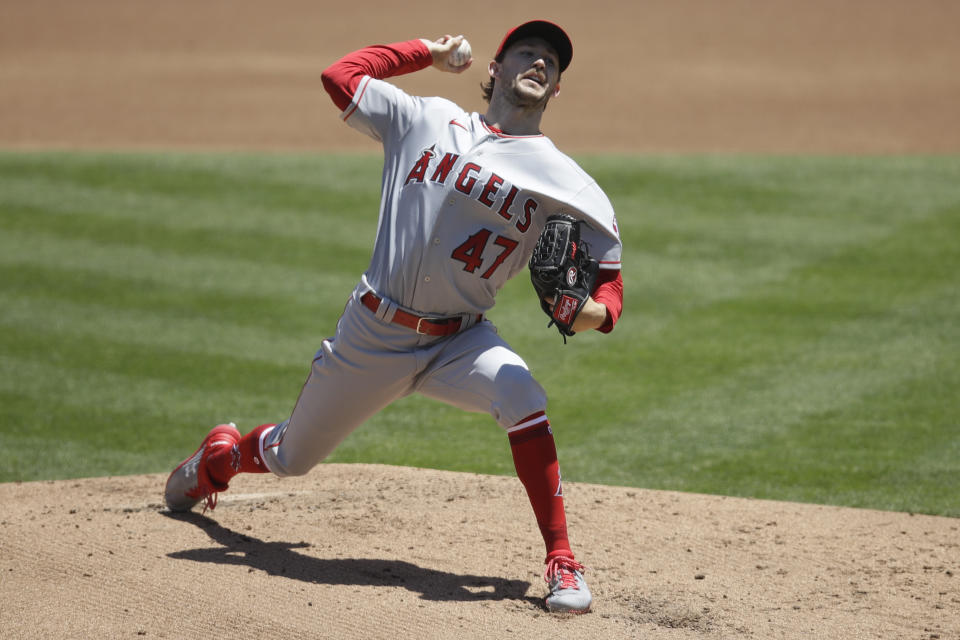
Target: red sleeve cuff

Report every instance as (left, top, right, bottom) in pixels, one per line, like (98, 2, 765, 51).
(591, 269, 623, 333)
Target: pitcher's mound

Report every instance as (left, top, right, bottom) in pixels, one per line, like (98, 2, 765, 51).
(0, 464, 956, 639)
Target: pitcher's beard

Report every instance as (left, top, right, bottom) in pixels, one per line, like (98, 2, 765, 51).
(504, 80, 552, 112)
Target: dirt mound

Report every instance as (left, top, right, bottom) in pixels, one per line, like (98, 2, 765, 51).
(1, 465, 956, 639)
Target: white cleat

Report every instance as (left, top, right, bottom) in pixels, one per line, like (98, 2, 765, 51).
(544, 554, 592, 613)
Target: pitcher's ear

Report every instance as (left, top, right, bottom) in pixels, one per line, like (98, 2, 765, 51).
(489, 60, 501, 79)
(553, 83, 561, 98)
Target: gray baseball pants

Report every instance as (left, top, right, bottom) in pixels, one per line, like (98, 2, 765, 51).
(259, 283, 547, 477)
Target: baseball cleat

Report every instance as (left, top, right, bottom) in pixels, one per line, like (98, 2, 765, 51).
(164, 423, 241, 513)
(544, 553, 592, 614)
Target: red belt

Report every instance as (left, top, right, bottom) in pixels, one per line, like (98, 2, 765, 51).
(360, 292, 480, 337)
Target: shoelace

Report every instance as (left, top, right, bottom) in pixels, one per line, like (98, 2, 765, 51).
(201, 492, 219, 514)
(185, 483, 220, 514)
(544, 556, 586, 590)
(186, 441, 232, 514)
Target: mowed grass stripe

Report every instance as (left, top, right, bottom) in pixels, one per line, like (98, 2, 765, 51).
(586, 154, 960, 225)
(0, 324, 302, 401)
(585, 282, 955, 480)
(0, 345, 301, 483)
(0, 151, 381, 298)
(0, 263, 334, 336)
(620, 202, 960, 395)
(615, 197, 958, 399)
(0, 291, 318, 366)
(0, 150, 383, 220)
(746, 365, 960, 516)
(0, 228, 354, 301)
(0, 388, 273, 481)
(0, 353, 273, 428)
(0, 354, 294, 441)
(0, 201, 372, 269)
(0, 165, 380, 252)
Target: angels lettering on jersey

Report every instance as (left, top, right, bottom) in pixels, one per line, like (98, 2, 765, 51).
(403, 143, 535, 235)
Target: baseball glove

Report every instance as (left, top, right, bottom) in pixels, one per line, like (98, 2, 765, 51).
(529, 213, 599, 341)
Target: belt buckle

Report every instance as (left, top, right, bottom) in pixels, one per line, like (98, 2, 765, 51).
(415, 317, 432, 335)
(416, 315, 460, 335)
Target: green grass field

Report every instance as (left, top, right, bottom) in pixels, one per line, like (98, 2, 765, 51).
(1, 150, 958, 516)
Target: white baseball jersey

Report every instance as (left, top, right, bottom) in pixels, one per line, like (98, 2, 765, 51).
(343, 75, 622, 316)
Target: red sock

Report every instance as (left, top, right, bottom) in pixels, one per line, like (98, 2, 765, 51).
(207, 423, 274, 485)
(508, 413, 572, 557)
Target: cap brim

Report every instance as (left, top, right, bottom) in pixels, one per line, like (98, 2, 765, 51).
(495, 20, 573, 72)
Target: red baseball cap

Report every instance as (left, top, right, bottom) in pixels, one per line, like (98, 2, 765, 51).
(494, 20, 573, 72)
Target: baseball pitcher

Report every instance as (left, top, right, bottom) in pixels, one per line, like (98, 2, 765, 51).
(165, 20, 624, 614)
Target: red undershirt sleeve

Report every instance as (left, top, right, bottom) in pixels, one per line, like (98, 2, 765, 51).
(591, 269, 624, 333)
(321, 39, 433, 112)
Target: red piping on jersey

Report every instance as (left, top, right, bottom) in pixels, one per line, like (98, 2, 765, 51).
(341, 78, 371, 122)
(479, 116, 545, 139)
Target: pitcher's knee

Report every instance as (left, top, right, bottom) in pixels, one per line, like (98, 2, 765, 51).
(266, 451, 319, 478)
(492, 365, 547, 428)
(260, 420, 329, 478)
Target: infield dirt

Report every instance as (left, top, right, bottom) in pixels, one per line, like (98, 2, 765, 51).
(2, 0, 959, 153)
(1, 1, 958, 639)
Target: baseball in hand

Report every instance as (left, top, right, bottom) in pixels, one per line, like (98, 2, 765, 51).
(450, 37, 471, 67)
